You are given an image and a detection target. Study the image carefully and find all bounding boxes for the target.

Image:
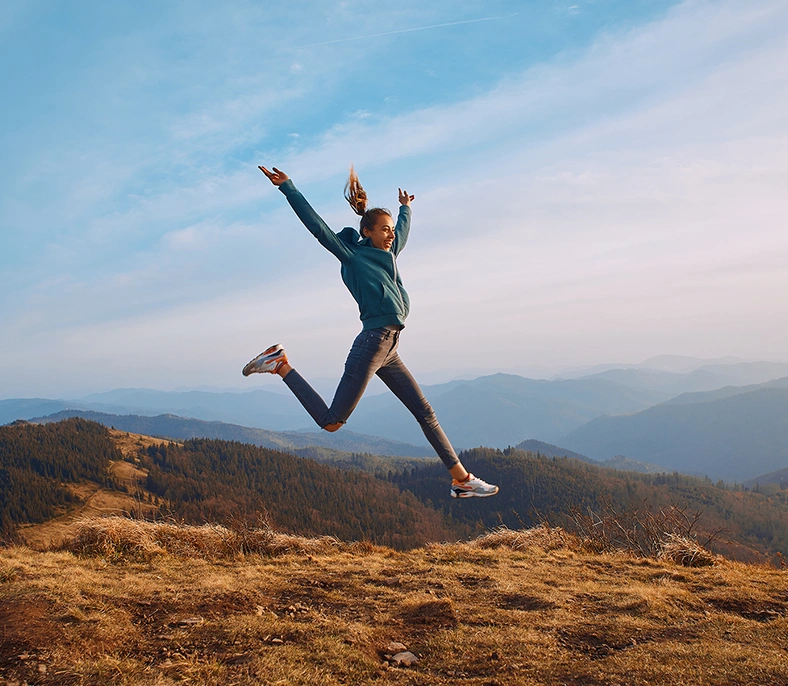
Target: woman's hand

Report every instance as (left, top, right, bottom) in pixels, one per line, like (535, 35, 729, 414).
(259, 166, 290, 186)
(398, 188, 415, 206)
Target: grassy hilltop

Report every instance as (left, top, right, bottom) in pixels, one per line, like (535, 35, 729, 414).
(1, 520, 787, 685)
(2, 417, 788, 683)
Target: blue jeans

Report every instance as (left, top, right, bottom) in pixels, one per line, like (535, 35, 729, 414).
(283, 327, 460, 470)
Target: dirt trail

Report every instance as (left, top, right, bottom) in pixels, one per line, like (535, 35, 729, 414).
(17, 430, 173, 548)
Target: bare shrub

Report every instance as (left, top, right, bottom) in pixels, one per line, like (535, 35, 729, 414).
(62, 516, 341, 560)
(561, 500, 722, 564)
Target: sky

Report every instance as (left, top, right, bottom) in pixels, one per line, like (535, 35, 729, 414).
(1, 0, 787, 398)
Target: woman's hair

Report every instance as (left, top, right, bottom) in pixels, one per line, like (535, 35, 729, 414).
(344, 166, 391, 236)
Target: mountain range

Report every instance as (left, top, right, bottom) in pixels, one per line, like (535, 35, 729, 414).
(3, 357, 788, 482)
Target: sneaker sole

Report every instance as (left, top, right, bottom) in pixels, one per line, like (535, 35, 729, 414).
(450, 487, 499, 499)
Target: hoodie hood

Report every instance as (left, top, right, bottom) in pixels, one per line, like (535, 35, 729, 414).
(337, 226, 372, 247)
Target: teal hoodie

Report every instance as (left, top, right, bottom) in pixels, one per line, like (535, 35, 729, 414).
(279, 179, 411, 330)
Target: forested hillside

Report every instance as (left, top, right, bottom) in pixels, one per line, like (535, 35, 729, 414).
(390, 448, 788, 564)
(0, 419, 459, 549)
(140, 439, 460, 549)
(5, 419, 788, 564)
(0, 418, 123, 534)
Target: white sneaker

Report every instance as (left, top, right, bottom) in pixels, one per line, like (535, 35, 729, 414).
(243, 344, 288, 376)
(450, 474, 499, 499)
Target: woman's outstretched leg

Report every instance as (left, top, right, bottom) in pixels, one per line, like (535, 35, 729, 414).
(376, 352, 498, 498)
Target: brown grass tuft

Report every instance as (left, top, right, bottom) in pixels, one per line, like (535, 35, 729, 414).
(468, 524, 583, 552)
(657, 533, 719, 567)
(62, 516, 341, 560)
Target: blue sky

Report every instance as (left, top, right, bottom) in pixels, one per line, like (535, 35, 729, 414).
(1, 0, 787, 397)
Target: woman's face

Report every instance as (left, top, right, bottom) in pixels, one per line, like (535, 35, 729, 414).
(363, 214, 395, 251)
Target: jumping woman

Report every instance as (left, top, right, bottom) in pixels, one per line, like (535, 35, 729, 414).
(243, 165, 498, 499)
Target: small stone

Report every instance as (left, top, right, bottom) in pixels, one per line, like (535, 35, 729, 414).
(177, 617, 204, 627)
(390, 651, 419, 667)
(386, 641, 407, 654)
(271, 638, 284, 645)
(38, 663, 48, 673)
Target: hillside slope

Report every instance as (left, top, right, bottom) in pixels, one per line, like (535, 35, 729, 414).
(1, 419, 459, 550)
(1, 523, 786, 685)
(390, 448, 788, 565)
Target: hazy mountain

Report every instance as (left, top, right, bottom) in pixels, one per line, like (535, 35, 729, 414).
(514, 439, 596, 463)
(563, 386, 788, 482)
(513, 440, 668, 474)
(71, 388, 308, 429)
(0, 398, 77, 425)
(5, 360, 787, 457)
(33, 410, 435, 457)
(661, 376, 788, 406)
(576, 363, 788, 396)
(637, 354, 744, 373)
(745, 467, 788, 489)
(1, 374, 671, 448)
(347, 373, 670, 448)
(556, 354, 746, 378)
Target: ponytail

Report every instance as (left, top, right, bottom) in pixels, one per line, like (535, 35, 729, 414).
(344, 165, 391, 237)
(344, 165, 368, 217)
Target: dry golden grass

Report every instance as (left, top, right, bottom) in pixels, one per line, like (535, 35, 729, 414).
(108, 429, 181, 459)
(2, 519, 787, 685)
(63, 516, 347, 560)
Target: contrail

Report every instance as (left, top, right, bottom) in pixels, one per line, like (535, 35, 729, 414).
(299, 14, 516, 48)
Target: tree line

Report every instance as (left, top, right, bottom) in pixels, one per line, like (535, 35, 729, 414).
(0, 418, 123, 535)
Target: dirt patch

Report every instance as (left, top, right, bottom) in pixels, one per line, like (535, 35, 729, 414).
(497, 593, 556, 611)
(0, 597, 63, 670)
(455, 574, 494, 588)
(558, 622, 636, 659)
(399, 598, 457, 632)
(705, 595, 787, 622)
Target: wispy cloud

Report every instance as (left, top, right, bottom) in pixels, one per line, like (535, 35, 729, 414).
(298, 14, 516, 48)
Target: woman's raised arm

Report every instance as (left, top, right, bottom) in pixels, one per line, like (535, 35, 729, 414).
(260, 165, 353, 263)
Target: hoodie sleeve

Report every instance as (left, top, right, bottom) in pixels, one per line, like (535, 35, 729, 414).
(392, 205, 411, 256)
(278, 179, 354, 263)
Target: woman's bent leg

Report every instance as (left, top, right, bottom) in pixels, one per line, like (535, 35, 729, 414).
(282, 370, 334, 428)
(283, 328, 393, 429)
(376, 354, 460, 470)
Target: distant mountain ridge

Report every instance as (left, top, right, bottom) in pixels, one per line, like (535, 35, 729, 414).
(564, 384, 788, 482)
(32, 410, 434, 458)
(514, 439, 668, 474)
